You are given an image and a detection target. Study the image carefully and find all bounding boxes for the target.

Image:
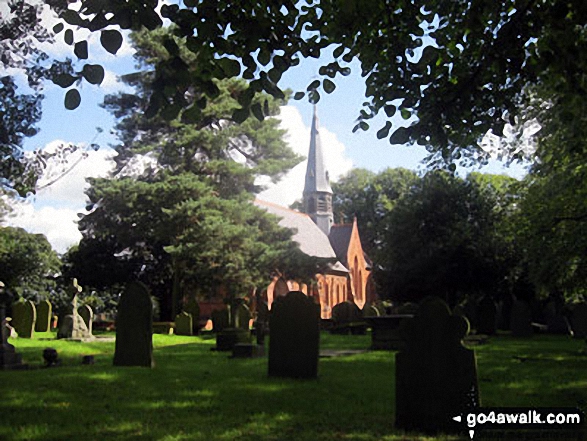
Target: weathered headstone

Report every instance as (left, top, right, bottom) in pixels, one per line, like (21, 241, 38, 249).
(113, 281, 154, 367)
(476, 295, 497, 335)
(184, 297, 200, 334)
(395, 296, 479, 433)
(362, 303, 380, 318)
(0, 282, 27, 370)
(331, 301, 365, 334)
(78, 304, 94, 336)
(510, 299, 533, 337)
(570, 302, 587, 338)
(35, 300, 52, 332)
(268, 291, 320, 379)
(496, 294, 513, 331)
(211, 309, 230, 333)
(11, 300, 36, 338)
(234, 303, 251, 331)
(57, 279, 91, 339)
(175, 311, 193, 336)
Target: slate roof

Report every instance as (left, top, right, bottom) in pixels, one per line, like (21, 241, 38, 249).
(328, 224, 353, 266)
(255, 199, 348, 273)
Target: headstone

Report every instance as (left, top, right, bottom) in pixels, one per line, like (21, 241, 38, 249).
(35, 300, 52, 332)
(0, 282, 27, 369)
(57, 279, 91, 339)
(268, 291, 320, 379)
(175, 311, 193, 336)
(11, 300, 36, 338)
(476, 295, 497, 335)
(211, 309, 229, 333)
(113, 281, 154, 367)
(496, 294, 513, 331)
(544, 301, 572, 335)
(362, 303, 380, 318)
(570, 303, 587, 338)
(184, 297, 200, 334)
(234, 303, 251, 331)
(331, 301, 365, 334)
(78, 304, 94, 336)
(395, 296, 479, 433)
(510, 300, 533, 337)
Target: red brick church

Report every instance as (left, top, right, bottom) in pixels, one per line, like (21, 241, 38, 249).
(256, 107, 377, 318)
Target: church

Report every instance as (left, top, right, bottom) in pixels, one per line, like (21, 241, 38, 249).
(256, 107, 377, 318)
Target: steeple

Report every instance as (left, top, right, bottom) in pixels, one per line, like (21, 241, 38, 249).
(303, 106, 334, 235)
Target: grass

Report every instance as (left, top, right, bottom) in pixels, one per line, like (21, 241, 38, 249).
(1, 332, 585, 441)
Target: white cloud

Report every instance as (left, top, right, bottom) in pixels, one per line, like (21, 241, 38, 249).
(4, 141, 116, 253)
(257, 105, 354, 207)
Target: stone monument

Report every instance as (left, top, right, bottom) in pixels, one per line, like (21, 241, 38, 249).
(0, 282, 27, 370)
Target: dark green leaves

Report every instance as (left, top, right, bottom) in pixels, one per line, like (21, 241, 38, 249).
(74, 41, 88, 59)
(389, 127, 410, 145)
(377, 121, 392, 139)
(53, 73, 77, 88)
(100, 29, 123, 54)
(53, 23, 64, 34)
(293, 92, 305, 100)
(64, 29, 74, 45)
(217, 58, 241, 78)
(82, 64, 105, 85)
(323, 79, 336, 94)
(64, 89, 81, 110)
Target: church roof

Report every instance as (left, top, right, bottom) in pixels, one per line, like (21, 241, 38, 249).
(328, 224, 353, 266)
(303, 106, 333, 195)
(255, 199, 348, 273)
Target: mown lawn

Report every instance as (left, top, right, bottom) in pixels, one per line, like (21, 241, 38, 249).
(1, 332, 585, 441)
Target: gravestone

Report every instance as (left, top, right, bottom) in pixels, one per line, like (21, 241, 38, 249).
(57, 279, 91, 339)
(78, 304, 94, 336)
(35, 300, 52, 332)
(0, 282, 27, 369)
(234, 303, 251, 331)
(570, 303, 587, 338)
(268, 291, 320, 379)
(362, 303, 380, 318)
(331, 301, 365, 334)
(175, 311, 193, 336)
(544, 301, 572, 335)
(510, 300, 533, 337)
(113, 281, 154, 367)
(211, 309, 230, 333)
(476, 295, 497, 335)
(496, 294, 513, 331)
(11, 300, 36, 338)
(395, 296, 479, 433)
(184, 297, 200, 334)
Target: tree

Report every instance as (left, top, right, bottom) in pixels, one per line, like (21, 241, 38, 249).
(47, 0, 587, 169)
(378, 171, 518, 305)
(0, 226, 60, 299)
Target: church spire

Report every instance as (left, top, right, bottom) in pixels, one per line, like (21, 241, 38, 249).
(303, 105, 334, 235)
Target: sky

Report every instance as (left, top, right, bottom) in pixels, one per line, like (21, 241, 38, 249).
(2, 3, 529, 254)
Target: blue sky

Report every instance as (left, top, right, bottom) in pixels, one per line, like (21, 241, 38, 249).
(4, 4, 529, 253)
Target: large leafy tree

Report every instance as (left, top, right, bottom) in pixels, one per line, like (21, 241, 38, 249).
(0, 226, 60, 299)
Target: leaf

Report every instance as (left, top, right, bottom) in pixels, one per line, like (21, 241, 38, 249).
(377, 121, 392, 139)
(64, 89, 81, 110)
(64, 29, 74, 45)
(384, 105, 396, 117)
(232, 107, 249, 124)
(333, 45, 345, 58)
(74, 41, 88, 59)
(400, 108, 411, 120)
(293, 92, 305, 100)
(323, 78, 336, 94)
(251, 103, 264, 121)
(217, 58, 241, 77)
(389, 127, 410, 144)
(359, 121, 369, 131)
(308, 90, 320, 104)
(307, 79, 320, 91)
(100, 29, 123, 55)
(53, 23, 64, 34)
(81, 64, 105, 85)
(340, 67, 351, 76)
(258, 49, 271, 66)
(53, 73, 78, 88)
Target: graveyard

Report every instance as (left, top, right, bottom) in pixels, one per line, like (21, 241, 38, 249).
(1, 324, 585, 440)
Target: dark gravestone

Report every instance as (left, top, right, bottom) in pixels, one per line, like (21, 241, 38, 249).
(395, 296, 480, 434)
(175, 311, 193, 336)
(184, 297, 200, 334)
(268, 291, 320, 379)
(496, 295, 513, 331)
(570, 303, 587, 338)
(510, 300, 533, 337)
(476, 295, 497, 335)
(35, 300, 52, 332)
(11, 300, 36, 338)
(331, 301, 365, 334)
(113, 282, 154, 368)
(544, 301, 572, 335)
(211, 309, 229, 333)
(234, 303, 251, 331)
(362, 303, 380, 318)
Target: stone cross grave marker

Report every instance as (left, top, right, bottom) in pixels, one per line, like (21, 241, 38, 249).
(58, 279, 91, 339)
(184, 297, 200, 334)
(11, 300, 36, 338)
(35, 300, 52, 332)
(268, 291, 320, 379)
(78, 304, 94, 337)
(175, 311, 193, 336)
(113, 281, 154, 367)
(395, 296, 480, 434)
